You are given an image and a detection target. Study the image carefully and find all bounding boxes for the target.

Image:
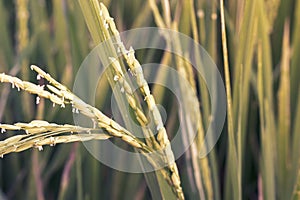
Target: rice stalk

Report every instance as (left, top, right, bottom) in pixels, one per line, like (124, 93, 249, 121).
(1, 0, 298, 199)
(0, 120, 111, 157)
(291, 0, 300, 124)
(264, 0, 280, 32)
(257, 41, 276, 200)
(0, 1, 13, 70)
(220, 0, 241, 199)
(291, 89, 300, 199)
(0, 64, 182, 195)
(16, 0, 33, 119)
(78, 2, 184, 198)
(277, 20, 291, 199)
(148, 0, 215, 198)
(0, 66, 153, 150)
(148, 0, 166, 28)
(230, 1, 258, 199)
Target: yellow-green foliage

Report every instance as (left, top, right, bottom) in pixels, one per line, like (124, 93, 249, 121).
(0, 0, 299, 199)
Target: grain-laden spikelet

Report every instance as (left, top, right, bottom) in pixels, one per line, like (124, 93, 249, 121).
(0, 122, 112, 152)
(35, 137, 54, 146)
(60, 90, 74, 101)
(126, 95, 137, 109)
(71, 98, 89, 111)
(135, 117, 147, 127)
(108, 40, 164, 150)
(164, 145, 175, 163)
(23, 81, 44, 93)
(1, 145, 18, 155)
(50, 94, 64, 105)
(121, 135, 142, 148)
(62, 124, 81, 130)
(99, 2, 163, 155)
(12, 77, 24, 90)
(30, 65, 68, 91)
(109, 57, 123, 75)
(47, 84, 63, 96)
(51, 137, 68, 144)
(122, 80, 133, 95)
(14, 122, 34, 129)
(0, 65, 154, 155)
(91, 107, 105, 120)
(30, 65, 46, 76)
(139, 81, 151, 97)
(0, 75, 55, 100)
(35, 135, 77, 145)
(30, 120, 50, 126)
(0, 124, 21, 131)
(0, 73, 24, 90)
(78, 109, 97, 119)
(15, 142, 35, 152)
(68, 135, 92, 142)
(39, 91, 52, 99)
(152, 107, 163, 128)
(111, 62, 151, 127)
(156, 128, 166, 141)
(127, 47, 136, 64)
(2, 135, 25, 145)
(26, 127, 48, 134)
(145, 94, 155, 111)
(110, 59, 150, 128)
(2, 61, 170, 194)
(109, 120, 122, 131)
(97, 122, 110, 130)
(171, 173, 181, 188)
(103, 126, 123, 137)
(17, 122, 45, 129)
(96, 114, 111, 126)
(136, 109, 148, 124)
(131, 60, 143, 75)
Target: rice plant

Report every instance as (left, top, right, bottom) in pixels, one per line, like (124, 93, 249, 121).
(0, 0, 299, 199)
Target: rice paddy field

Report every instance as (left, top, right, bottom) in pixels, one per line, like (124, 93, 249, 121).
(0, 0, 299, 199)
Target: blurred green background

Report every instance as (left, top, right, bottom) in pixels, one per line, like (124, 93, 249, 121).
(0, 0, 300, 199)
